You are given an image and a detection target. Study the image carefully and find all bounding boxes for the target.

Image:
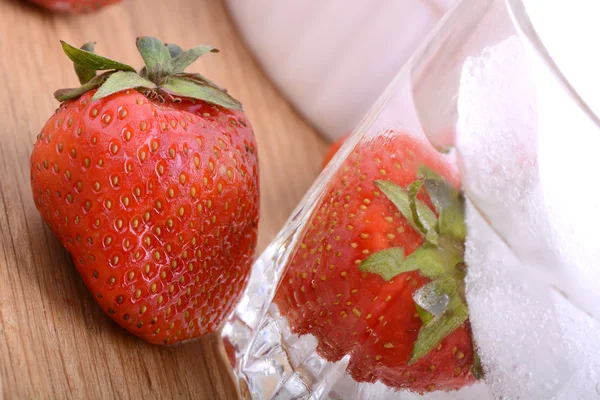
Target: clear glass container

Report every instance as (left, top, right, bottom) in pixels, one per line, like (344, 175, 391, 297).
(222, 0, 600, 398)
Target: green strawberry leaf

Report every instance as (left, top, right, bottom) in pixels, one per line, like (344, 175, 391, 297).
(400, 244, 452, 279)
(54, 72, 111, 102)
(136, 36, 173, 84)
(417, 165, 444, 186)
(180, 73, 225, 92)
(418, 166, 456, 213)
(408, 181, 439, 245)
(74, 42, 97, 85)
(375, 180, 439, 244)
(408, 181, 426, 233)
(172, 45, 218, 74)
(360, 245, 456, 281)
(92, 71, 156, 101)
(375, 181, 412, 222)
(358, 247, 405, 281)
(472, 348, 484, 379)
(415, 304, 434, 325)
(376, 180, 419, 231)
(162, 77, 242, 110)
(167, 43, 184, 58)
(419, 166, 466, 242)
(409, 276, 469, 364)
(439, 203, 466, 243)
(61, 41, 135, 73)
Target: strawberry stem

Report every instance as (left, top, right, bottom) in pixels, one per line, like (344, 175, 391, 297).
(136, 36, 173, 85)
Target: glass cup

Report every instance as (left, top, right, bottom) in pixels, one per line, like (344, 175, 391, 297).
(222, 0, 600, 398)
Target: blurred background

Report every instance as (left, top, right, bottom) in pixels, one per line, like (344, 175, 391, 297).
(228, 0, 457, 141)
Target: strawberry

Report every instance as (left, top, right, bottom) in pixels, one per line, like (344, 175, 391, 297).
(274, 132, 480, 393)
(322, 134, 349, 169)
(28, 0, 121, 13)
(30, 38, 259, 344)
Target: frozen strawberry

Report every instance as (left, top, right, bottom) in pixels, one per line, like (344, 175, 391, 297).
(275, 132, 480, 393)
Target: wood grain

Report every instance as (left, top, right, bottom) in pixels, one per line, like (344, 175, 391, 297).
(0, 0, 328, 398)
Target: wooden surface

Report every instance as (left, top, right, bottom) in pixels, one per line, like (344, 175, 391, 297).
(0, 0, 328, 398)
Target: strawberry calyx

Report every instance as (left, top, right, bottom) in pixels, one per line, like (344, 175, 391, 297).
(73, 42, 98, 84)
(54, 37, 242, 110)
(359, 166, 481, 376)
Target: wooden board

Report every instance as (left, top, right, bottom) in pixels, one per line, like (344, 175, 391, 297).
(0, 0, 328, 398)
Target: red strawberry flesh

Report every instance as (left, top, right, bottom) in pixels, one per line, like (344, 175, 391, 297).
(28, 0, 121, 13)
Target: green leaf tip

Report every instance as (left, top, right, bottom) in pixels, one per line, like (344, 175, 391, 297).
(172, 45, 219, 73)
(419, 166, 466, 243)
(375, 180, 414, 226)
(167, 43, 184, 58)
(471, 348, 484, 379)
(374, 180, 438, 244)
(74, 42, 97, 85)
(415, 304, 434, 325)
(162, 77, 242, 110)
(80, 42, 96, 52)
(408, 180, 439, 245)
(61, 40, 135, 73)
(409, 298, 468, 364)
(54, 73, 109, 102)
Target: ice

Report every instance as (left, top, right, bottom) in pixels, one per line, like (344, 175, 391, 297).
(456, 33, 600, 398)
(327, 374, 491, 400)
(235, 292, 494, 400)
(466, 202, 600, 399)
(464, 202, 574, 398)
(455, 35, 554, 274)
(552, 293, 600, 399)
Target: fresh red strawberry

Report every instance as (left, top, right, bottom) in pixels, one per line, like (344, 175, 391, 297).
(28, 0, 121, 13)
(322, 133, 349, 169)
(30, 38, 259, 344)
(274, 132, 480, 393)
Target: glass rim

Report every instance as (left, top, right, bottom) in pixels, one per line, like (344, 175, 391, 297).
(507, 0, 600, 129)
